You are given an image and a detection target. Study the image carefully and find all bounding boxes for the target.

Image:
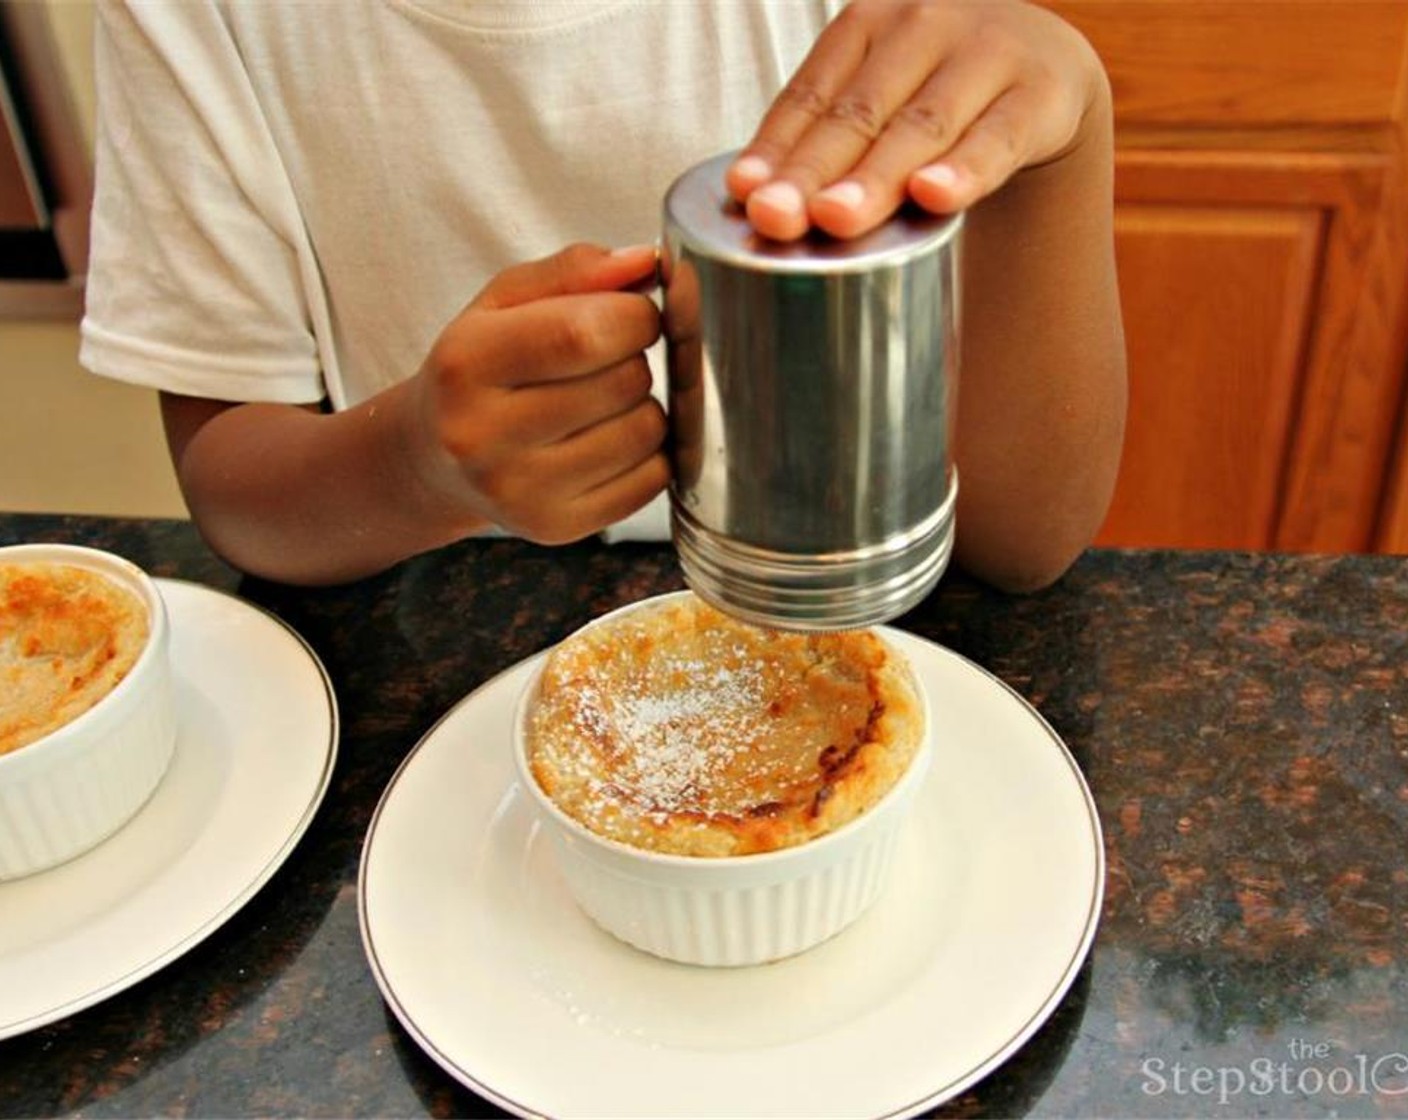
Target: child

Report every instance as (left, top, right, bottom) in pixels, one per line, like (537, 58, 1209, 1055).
(81, 0, 1126, 592)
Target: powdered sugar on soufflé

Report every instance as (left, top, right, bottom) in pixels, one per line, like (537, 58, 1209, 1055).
(523, 594, 925, 857)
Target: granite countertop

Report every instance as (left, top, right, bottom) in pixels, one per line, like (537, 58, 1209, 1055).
(0, 513, 1404, 1119)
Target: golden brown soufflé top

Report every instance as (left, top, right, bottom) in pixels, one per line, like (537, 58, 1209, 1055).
(524, 595, 925, 857)
(0, 564, 149, 757)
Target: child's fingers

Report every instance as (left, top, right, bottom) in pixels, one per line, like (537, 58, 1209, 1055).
(908, 86, 1036, 215)
(807, 56, 1013, 237)
(473, 242, 658, 311)
(536, 396, 668, 493)
(434, 290, 660, 391)
(729, 0, 1102, 241)
(570, 452, 672, 538)
(495, 399, 668, 543)
(515, 451, 671, 546)
(502, 357, 655, 447)
(742, 15, 967, 239)
(723, 11, 868, 203)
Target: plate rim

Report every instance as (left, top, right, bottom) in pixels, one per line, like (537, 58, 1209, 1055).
(358, 628, 1104, 1120)
(0, 577, 340, 1039)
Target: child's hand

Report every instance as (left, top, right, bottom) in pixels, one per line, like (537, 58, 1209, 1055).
(407, 243, 667, 544)
(726, 0, 1107, 240)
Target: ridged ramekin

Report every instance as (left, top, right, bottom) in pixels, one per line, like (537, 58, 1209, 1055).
(512, 593, 932, 967)
(0, 543, 177, 880)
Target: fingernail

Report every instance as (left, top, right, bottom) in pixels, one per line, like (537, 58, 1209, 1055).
(750, 181, 804, 217)
(815, 180, 866, 212)
(914, 163, 960, 190)
(731, 154, 772, 184)
(611, 242, 658, 258)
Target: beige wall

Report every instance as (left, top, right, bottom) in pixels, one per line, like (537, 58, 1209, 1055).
(0, 323, 187, 517)
(1, 1, 187, 519)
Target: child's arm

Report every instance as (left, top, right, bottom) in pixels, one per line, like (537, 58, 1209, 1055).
(162, 244, 667, 585)
(728, 0, 1127, 591)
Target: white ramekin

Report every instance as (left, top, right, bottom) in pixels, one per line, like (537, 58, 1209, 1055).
(0, 543, 177, 880)
(513, 592, 933, 968)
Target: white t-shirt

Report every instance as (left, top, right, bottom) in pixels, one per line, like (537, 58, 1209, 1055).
(80, 0, 838, 539)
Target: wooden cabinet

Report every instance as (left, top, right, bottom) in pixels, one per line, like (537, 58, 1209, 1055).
(1044, 1, 1408, 552)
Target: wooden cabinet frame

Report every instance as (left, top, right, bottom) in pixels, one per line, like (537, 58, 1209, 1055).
(1048, 1, 1408, 553)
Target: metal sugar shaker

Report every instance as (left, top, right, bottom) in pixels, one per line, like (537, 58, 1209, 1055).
(662, 151, 963, 631)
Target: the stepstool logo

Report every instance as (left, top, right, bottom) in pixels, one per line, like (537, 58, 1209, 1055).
(1140, 1037, 1408, 1106)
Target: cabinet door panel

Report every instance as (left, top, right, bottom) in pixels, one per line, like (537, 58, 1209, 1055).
(1046, 1, 1408, 131)
(1098, 206, 1322, 549)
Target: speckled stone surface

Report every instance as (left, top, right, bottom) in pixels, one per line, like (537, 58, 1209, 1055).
(1, 514, 1405, 1118)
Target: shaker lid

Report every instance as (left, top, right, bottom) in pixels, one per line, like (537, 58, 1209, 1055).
(663, 151, 963, 274)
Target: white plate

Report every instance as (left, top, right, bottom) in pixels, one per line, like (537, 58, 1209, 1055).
(359, 629, 1103, 1120)
(0, 579, 338, 1039)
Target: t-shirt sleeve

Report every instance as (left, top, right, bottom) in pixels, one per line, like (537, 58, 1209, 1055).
(80, 1, 326, 404)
